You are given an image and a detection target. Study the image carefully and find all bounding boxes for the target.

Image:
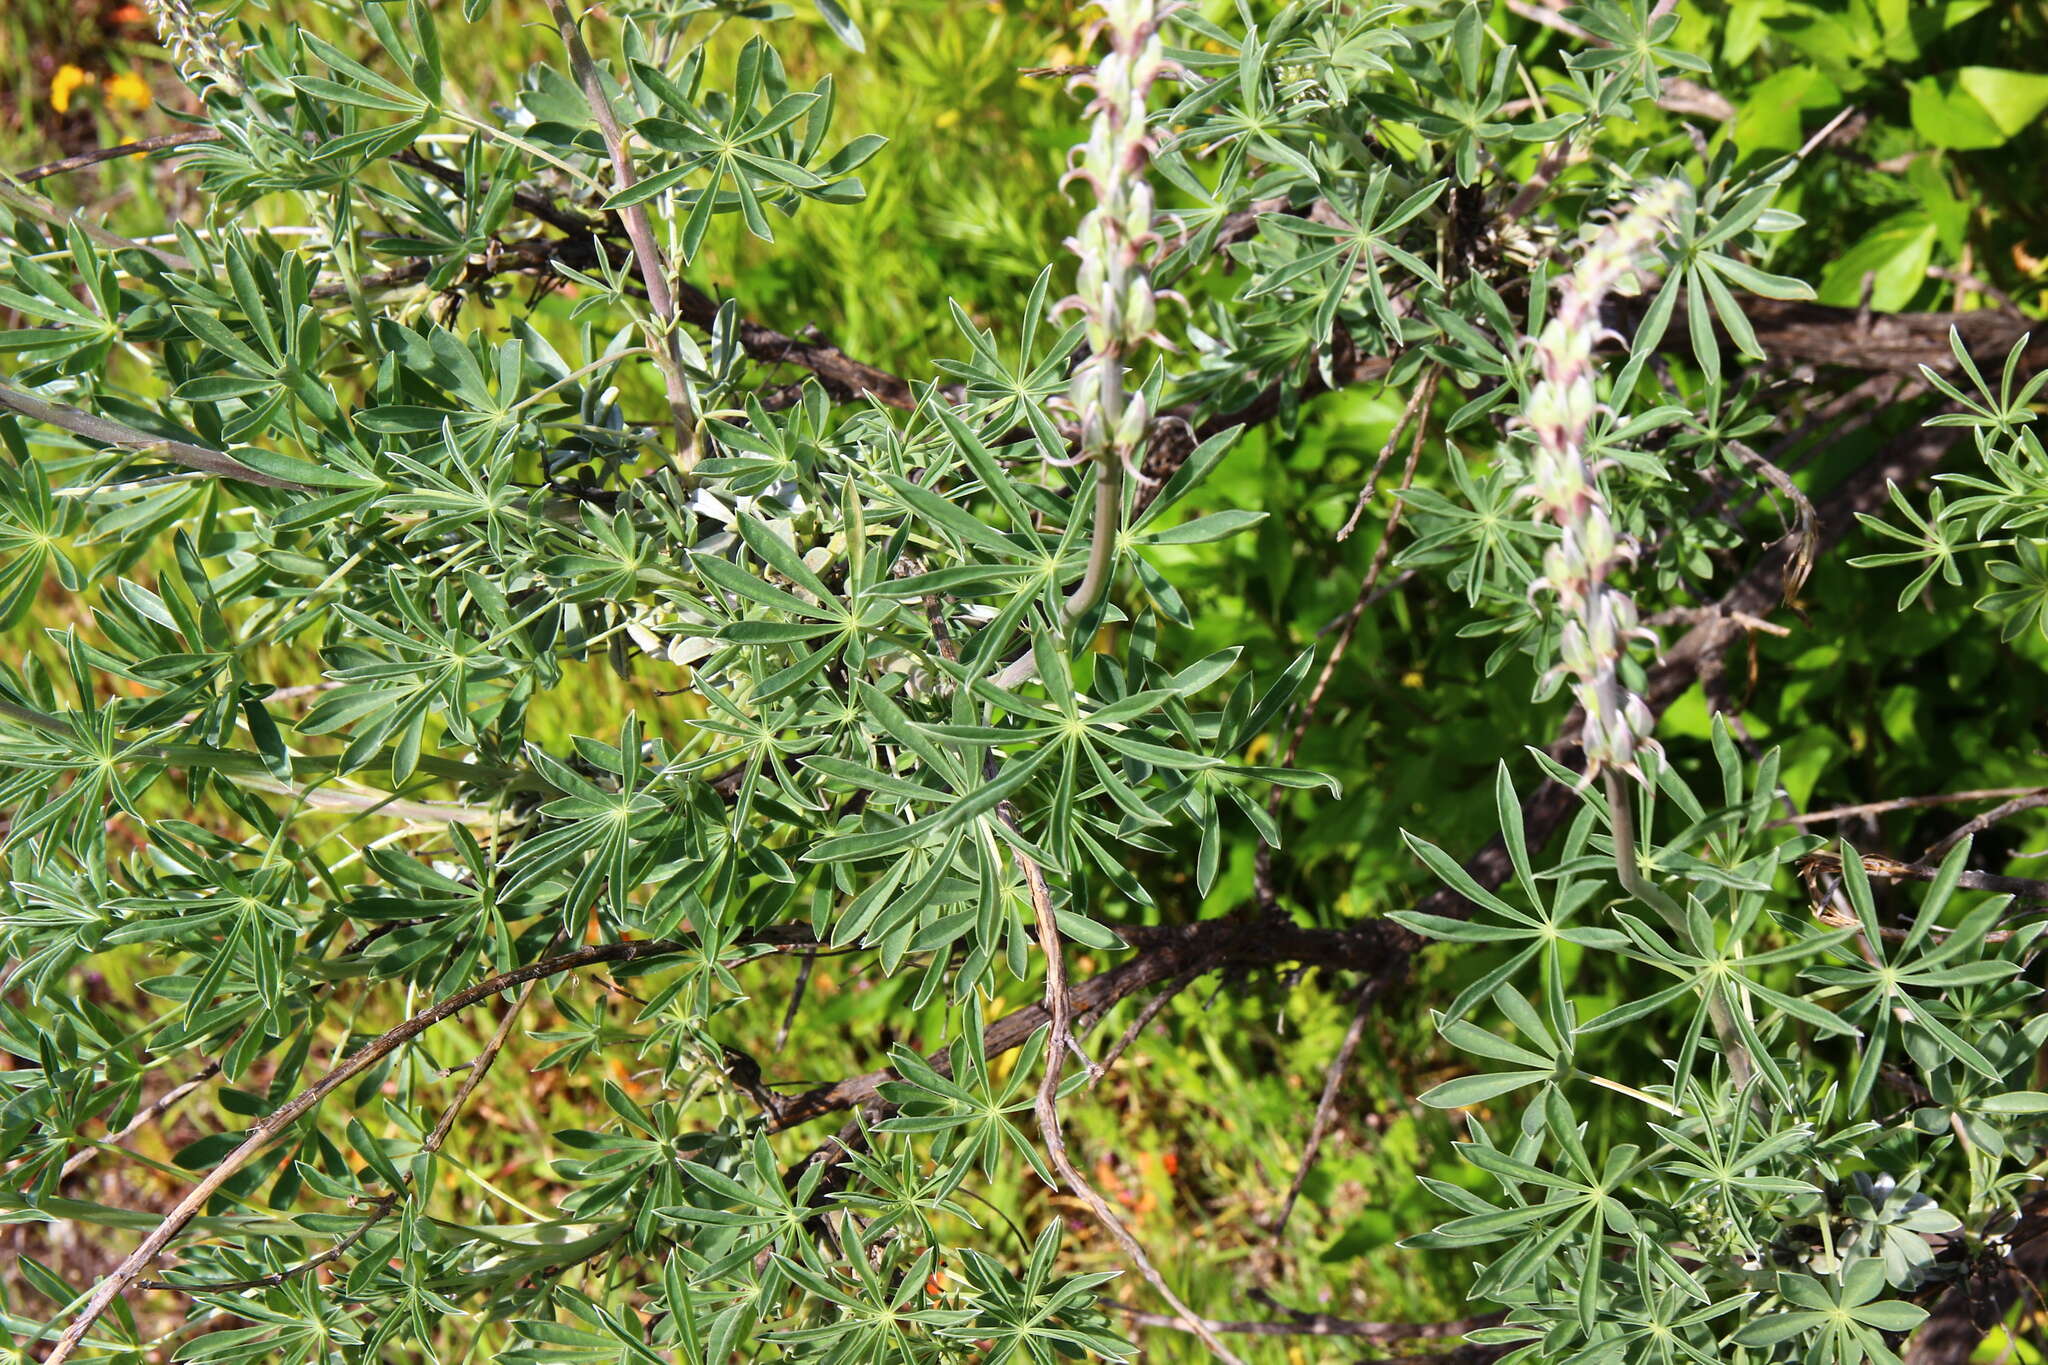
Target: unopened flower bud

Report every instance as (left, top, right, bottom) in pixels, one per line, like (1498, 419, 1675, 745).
(1115, 391, 1151, 449)
(1069, 365, 1102, 415)
(1123, 278, 1157, 341)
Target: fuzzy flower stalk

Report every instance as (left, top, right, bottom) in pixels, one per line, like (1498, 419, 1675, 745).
(1060, 0, 1172, 621)
(1524, 179, 1688, 783)
(142, 0, 245, 97)
(1525, 180, 1756, 1090)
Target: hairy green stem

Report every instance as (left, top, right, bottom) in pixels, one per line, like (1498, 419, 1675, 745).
(1604, 768, 1756, 1093)
(542, 0, 699, 471)
(329, 195, 382, 360)
(1065, 343, 1127, 623)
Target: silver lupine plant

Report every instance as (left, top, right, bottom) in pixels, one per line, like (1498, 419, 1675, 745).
(1524, 180, 1687, 781)
(1061, 0, 1171, 616)
(5, 1, 2041, 1362)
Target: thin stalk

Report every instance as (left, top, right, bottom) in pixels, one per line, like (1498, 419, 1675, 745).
(1058, 0, 1169, 624)
(1013, 815, 1247, 1365)
(931, 595, 1236, 1361)
(0, 179, 192, 270)
(1583, 1071, 1685, 1116)
(0, 696, 504, 824)
(540, 0, 700, 471)
(1063, 317, 1128, 623)
(140, 973, 546, 1294)
(328, 194, 380, 358)
(1065, 373, 1126, 623)
(441, 110, 610, 196)
(56, 1060, 222, 1181)
(1604, 768, 1756, 1092)
(509, 348, 652, 413)
(0, 382, 309, 490)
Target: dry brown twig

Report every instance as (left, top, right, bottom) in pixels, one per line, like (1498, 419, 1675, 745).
(1090, 967, 1206, 1082)
(32, 933, 800, 1363)
(1337, 368, 1441, 541)
(1796, 847, 2048, 905)
(1112, 1300, 1502, 1342)
(1256, 367, 1439, 916)
(919, 581, 1242, 1361)
(1020, 847, 1248, 1365)
(138, 971, 545, 1295)
(1256, 369, 1438, 1226)
(1778, 787, 2048, 829)
(1924, 791, 2048, 861)
(1266, 975, 1380, 1237)
(55, 1059, 223, 1182)
(13, 130, 222, 184)
(1727, 440, 1821, 606)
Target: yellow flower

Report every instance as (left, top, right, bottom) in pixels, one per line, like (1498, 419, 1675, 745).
(50, 64, 93, 114)
(105, 71, 152, 109)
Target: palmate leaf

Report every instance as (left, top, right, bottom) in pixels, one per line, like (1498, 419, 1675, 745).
(876, 1008, 1073, 1187)
(1396, 455, 1553, 607)
(0, 455, 81, 630)
(1734, 1262, 1927, 1365)
(1649, 1102, 1821, 1232)
(943, 1224, 1133, 1362)
(1597, 895, 1855, 1101)
(1396, 775, 1624, 1020)
(935, 275, 1085, 448)
(0, 642, 176, 864)
(500, 716, 677, 928)
(1799, 837, 2023, 1105)
(803, 745, 1049, 865)
(616, 38, 882, 254)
